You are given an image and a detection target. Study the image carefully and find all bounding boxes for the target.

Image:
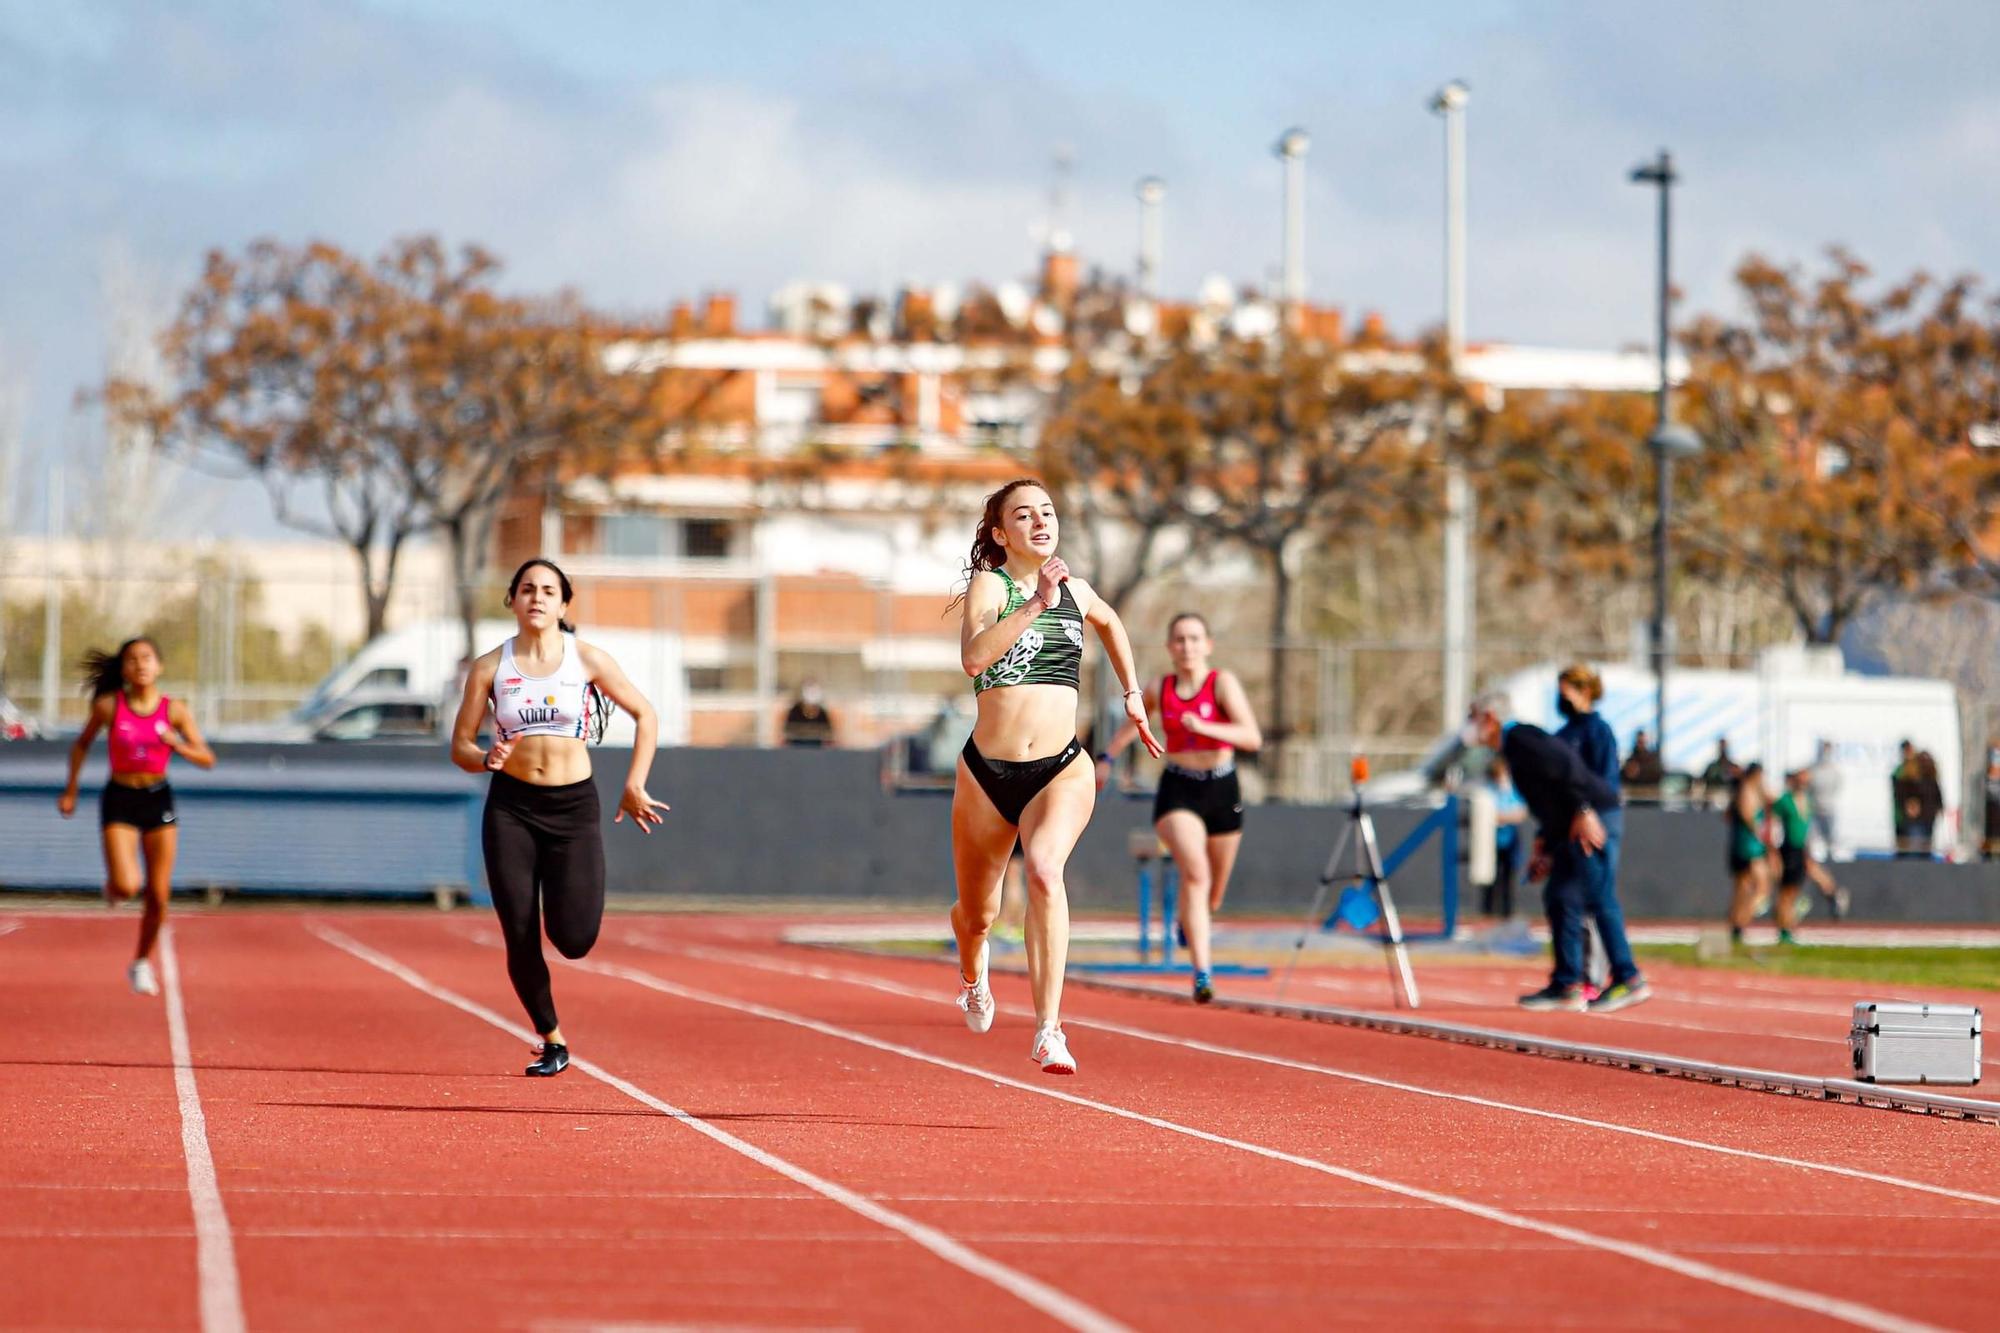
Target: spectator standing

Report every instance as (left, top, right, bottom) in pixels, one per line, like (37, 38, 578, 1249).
(1807, 739, 1841, 861)
(783, 680, 836, 748)
(1620, 729, 1665, 789)
(1698, 738, 1741, 807)
(1554, 663, 1624, 997)
(1464, 696, 1648, 1014)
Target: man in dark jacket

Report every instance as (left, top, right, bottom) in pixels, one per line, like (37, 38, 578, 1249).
(1467, 695, 1650, 1013)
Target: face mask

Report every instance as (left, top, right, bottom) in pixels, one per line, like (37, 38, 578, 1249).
(1556, 696, 1580, 719)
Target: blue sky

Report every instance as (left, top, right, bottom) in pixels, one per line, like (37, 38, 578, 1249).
(5, 1, 1999, 534)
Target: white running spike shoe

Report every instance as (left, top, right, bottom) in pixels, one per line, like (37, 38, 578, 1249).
(128, 959, 159, 997)
(1030, 1023, 1075, 1075)
(955, 940, 994, 1034)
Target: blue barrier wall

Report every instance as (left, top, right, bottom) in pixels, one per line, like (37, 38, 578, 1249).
(0, 743, 483, 898)
(2, 741, 1994, 920)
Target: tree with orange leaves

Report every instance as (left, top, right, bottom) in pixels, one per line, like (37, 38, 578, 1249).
(1679, 251, 1999, 644)
(106, 237, 668, 656)
(1181, 337, 1465, 749)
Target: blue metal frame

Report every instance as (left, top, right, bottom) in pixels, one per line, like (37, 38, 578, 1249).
(1321, 795, 1459, 942)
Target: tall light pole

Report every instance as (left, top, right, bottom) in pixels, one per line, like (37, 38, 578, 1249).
(1136, 176, 1165, 300)
(1630, 149, 1700, 762)
(1431, 80, 1472, 730)
(1274, 127, 1310, 331)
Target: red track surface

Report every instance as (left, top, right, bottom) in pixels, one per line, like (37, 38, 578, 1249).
(5, 906, 1999, 1331)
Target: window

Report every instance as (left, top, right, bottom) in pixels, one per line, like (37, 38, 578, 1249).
(357, 667, 409, 690)
(318, 702, 436, 741)
(602, 513, 673, 558)
(683, 518, 736, 561)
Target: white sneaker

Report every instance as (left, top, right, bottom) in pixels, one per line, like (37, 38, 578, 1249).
(955, 940, 994, 1034)
(128, 959, 159, 997)
(1030, 1023, 1075, 1075)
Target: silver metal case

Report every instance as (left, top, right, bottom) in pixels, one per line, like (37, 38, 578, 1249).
(1848, 1002, 1982, 1086)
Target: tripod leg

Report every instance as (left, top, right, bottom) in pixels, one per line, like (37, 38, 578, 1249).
(1358, 810, 1422, 1009)
(1279, 820, 1355, 998)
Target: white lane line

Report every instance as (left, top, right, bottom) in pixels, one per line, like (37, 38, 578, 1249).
(306, 923, 1128, 1333)
(571, 951, 1945, 1333)
(158, 926, 247, 1333)
(0, 922, 23, 940)
(638, 936, 2000, 1212)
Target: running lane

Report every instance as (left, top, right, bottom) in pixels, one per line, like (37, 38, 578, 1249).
(583, 915, 2000, 1331)
(173, 911, 1126, 1332)
(0, 914, 201, 1330)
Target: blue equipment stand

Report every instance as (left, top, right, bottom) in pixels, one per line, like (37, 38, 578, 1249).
(1278, 790, 1450, 1009)
(1072, 830, 1268, 977)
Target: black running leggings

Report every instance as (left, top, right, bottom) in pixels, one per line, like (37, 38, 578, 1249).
(482, 771, 606, 1035)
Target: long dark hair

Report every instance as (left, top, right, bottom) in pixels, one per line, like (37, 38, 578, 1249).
(948, 477, 1047, 612)
(506, 557, 613, 744)
(79, 638, 154, 700)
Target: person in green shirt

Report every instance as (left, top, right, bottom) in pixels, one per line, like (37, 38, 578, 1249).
(1774, 768, 1849, 933)
(1771, 771, 1814, 945)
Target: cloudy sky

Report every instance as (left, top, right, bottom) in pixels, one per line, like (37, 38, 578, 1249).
(5, 0, 1999, 534)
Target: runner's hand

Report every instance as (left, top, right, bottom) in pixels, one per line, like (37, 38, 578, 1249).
(1034, 557, 1069, 608)
(484, 738, 515, 771)
(1127, 690, 1165, 759)
(56, 790, 76, 819)
(615, 785, 670, 833)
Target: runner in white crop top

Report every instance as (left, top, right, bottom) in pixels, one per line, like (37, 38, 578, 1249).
(492, 633, 593, 742)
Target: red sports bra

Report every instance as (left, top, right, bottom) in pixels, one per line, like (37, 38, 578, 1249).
(1160, 672, 1229, 754)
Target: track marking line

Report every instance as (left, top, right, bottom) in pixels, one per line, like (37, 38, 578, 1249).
(158, 926, 247, 1333)
(572, 946, 1948, 1333)
(632, 935, 2000, 1212)
(306, 922, 1129, 1333)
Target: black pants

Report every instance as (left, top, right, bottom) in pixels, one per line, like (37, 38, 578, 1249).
(482, 772, 605, 1035)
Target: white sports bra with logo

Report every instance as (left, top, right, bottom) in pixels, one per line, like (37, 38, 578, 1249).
(491, 634, 592, 742)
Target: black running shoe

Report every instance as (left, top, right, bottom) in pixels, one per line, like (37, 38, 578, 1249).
(525, 1042, 569, 1077)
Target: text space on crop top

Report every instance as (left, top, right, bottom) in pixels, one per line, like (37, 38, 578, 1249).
(972, 572, 1084, 694)
(1161, 672, 1230, 754)
(109, 692, 172, 777)
(491, 634, 591, 742)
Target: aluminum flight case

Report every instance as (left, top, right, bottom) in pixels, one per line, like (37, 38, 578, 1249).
(1848, 1002, 1982, 1086)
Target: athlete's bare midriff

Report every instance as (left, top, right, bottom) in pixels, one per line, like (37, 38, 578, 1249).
(972, 683, 1082, 762)
(500, 734, 593, 786)
(1163, 746, 1233, 774)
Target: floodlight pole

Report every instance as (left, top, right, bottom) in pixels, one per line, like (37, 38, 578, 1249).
(1631, 149, 1678, 755)
(1432, 81, 1471, 731)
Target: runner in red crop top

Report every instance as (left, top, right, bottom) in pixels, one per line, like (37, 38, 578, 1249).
(58, 637, 215, 997)
(1100, 612, 1262, 1003)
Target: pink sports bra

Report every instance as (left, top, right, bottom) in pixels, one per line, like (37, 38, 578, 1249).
(109, 692, 172, 777)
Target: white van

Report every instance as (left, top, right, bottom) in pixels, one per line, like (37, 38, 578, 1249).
(279, 618, 689, 747)
(1492, 648, 1961, 858)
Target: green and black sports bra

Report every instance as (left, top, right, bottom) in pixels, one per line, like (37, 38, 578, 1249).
(973, 570, 1084, 694)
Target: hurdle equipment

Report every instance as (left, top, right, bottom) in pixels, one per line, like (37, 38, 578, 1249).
(1281, 758, 1421, 1009)
(1072, 828, 1267, 978)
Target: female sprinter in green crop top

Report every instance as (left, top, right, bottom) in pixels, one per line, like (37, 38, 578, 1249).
(948, 478, 1160, 1075)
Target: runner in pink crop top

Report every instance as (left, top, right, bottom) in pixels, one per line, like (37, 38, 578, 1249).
(108, 689, 174, 777)
(57, 636, 217, 999)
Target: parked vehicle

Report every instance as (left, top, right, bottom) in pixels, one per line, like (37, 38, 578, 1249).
(1488, 647, 1961, 858)
(222, 688, 446, 743)
(231, 618, 689, 746)
(0, 691, 42, 741)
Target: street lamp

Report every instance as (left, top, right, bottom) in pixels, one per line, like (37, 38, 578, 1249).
(1629, 149, 1696, 760)
(1431, 80, 1471, 730)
